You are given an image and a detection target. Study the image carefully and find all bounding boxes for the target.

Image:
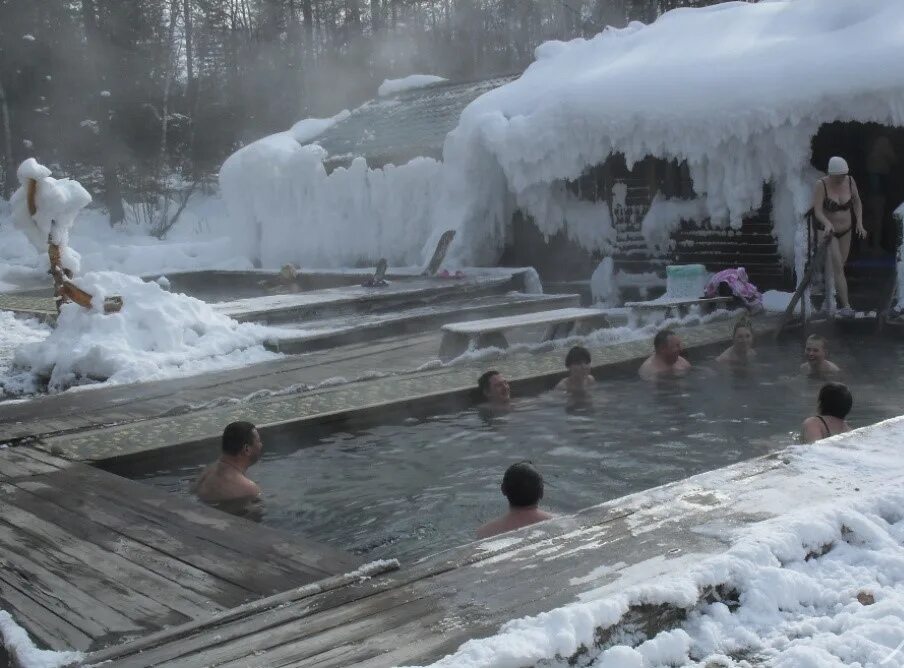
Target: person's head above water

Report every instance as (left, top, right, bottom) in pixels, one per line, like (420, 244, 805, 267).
(501, 461, 544, 509)
(827, 156, 849, 178)
(478, 370, 511, 404)
(805, 334, 828, 364)
(732, 319, 754, 351)
(818, 382, 852, 419)
(222, 421, 263, 465)
(565, 346, 591, 372)
(653, 329, 682, 364)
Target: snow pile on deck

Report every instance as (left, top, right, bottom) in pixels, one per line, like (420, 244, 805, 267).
(378, 74, 447, 97)
(0, 610, 82, 668)
(221, 0, 904, 269)
(411, 418, 904, 668)
(4, 272, 280, 394)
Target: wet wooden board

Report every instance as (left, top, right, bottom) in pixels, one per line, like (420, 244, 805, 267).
(0, 448, 359, 653)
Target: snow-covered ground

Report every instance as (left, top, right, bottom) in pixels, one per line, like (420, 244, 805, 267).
(0, 271, 283, 397)
(411, 418, 904, 668)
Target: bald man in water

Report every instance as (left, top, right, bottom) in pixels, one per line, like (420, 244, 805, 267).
(195, 421, 263, 504)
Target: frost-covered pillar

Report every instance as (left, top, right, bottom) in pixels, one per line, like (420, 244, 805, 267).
(793, 218, 813, 319)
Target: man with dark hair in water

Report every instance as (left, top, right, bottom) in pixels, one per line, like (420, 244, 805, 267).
(477, 462, 553, 539)
(638, 329, 691, 380)
(478, 369, 511, 407)
(195, 421, 263, 505)
(800, 334, 840, 379)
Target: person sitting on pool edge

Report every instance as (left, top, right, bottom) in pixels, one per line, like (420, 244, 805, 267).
(557, 345, 596, 392)
(800, 334, 840, 379)
(639, 329, 691, 380)
(478, 369, 511, 408)
(716, 318, 756, 367)
(195, 421, 263, 505)
(477, 461, 553, 539)
(801, 382, 852, 443)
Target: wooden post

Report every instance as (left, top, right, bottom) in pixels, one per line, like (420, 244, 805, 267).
(775, 235, 831, 340)
(30, 178, 122, 314)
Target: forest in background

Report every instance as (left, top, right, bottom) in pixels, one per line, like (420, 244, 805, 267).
(0, 0, 727, 230)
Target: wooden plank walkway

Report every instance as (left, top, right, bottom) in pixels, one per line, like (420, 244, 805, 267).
(85, 419, 900, 668)
(0, 447, 361, 654)
(30, 315, 774, 463)
(0, 333, 442, 443)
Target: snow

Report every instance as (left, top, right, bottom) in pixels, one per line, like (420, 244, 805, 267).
(641, 195, 706, 254)
(377, 75, 447, 97)
(1, 272, 282, 395)
(408, 417, 904, 668)
(221, 0, 904, 272)
(762, 289, 794, 313)
(0, 610, 82, 668)
(590, 257, 618, 305)
(1, 185, 253, 292)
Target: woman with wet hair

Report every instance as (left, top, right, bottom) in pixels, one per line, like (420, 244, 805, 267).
(801, 382, 853, 443)
(811, 156, 866, 318)
(716, 318, 756, 367)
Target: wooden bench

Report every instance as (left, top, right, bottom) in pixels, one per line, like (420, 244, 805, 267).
(624, 296, 735, 325)
(439, 307, 609, 360)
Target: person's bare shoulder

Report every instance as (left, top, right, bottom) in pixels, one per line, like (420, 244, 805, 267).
(825, 360, 841, 373)
(638, 356, 656, 380)
(237, 476, 261, 499)
(676, 356, 692, 370)
(801, 416, 823, 444)
(476, 518, 505, 540)
(556, 378, 568, 390)
(716, 348, 732, 364)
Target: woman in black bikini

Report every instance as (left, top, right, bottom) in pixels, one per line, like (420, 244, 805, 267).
(811, 156, 866, 318)
(801, 382, 852, 444)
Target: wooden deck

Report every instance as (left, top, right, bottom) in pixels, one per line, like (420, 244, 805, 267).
(0, 446, 360, 654)
(82, 418, 902, 668)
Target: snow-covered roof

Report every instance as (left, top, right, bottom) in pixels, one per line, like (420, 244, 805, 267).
(219, 0, 904, 271)
(315, 74, 519, 167)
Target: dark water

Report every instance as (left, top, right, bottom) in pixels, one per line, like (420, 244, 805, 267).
(133, 336, 904, 563)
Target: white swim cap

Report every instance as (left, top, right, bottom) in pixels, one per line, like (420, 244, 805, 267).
(827, 156, 849, 175)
